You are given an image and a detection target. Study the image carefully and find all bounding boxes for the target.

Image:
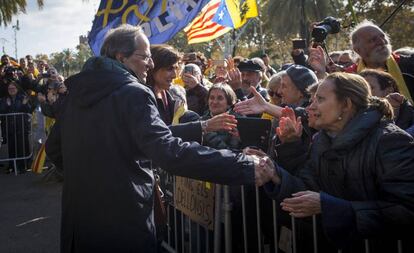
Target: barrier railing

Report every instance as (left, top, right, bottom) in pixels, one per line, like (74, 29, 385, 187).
(0, 112, 33, 175)
(159, 171, 408, 253)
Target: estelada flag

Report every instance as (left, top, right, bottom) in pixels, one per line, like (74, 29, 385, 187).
(185, 0, 231, 44)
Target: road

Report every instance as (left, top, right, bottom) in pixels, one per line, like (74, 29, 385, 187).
(0, 172, 61, 253)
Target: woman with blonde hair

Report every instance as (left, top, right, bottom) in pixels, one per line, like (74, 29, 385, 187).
(256, 72, 414, 252)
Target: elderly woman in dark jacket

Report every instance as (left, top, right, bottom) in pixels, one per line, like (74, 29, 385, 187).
(256, 72, 414, 252)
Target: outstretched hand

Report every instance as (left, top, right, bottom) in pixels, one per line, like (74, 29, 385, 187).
(281, 191, 321, 218)
(206, 113, 238, 132)
(276, 107, 303, 143)
(234, 86, 267, 115)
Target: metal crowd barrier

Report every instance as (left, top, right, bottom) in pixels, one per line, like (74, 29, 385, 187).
(159, 171, 407, 253)
(0, 112, 33, 175)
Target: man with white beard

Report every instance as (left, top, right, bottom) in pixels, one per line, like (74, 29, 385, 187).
(349, 20, 414, 103)
(309, 20, 414, 103)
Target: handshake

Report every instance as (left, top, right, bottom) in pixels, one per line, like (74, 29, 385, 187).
(243, 147, 281, 186)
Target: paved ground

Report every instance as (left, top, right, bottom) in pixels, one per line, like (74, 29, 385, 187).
(0, 171, 61, 253)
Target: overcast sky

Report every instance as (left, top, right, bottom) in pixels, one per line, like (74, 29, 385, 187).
(0, 0, 101, 59)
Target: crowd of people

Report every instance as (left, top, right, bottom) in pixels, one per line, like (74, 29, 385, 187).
(1, 18, 414, 253)
(0, 54, 68, 173)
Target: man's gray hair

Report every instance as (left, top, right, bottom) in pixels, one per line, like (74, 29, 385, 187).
(350, 20, 390, 48)
(100, 24, 145, 58)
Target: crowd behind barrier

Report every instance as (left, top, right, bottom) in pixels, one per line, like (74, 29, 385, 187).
(159, 177, 409, 253)
(0, 112, 33, 175)
(1, 19, 414, 253)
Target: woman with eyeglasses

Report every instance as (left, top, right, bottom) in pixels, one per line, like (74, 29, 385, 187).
(262, 72, 283, 120)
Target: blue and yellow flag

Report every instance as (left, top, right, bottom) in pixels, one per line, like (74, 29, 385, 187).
(212, 0, 258, 29)
(89, 0, 210, 55)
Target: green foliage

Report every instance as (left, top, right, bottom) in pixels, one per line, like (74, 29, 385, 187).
(48, 44, 92, 77)
(339, 0, 414, 49)
(6, 0, 413, 76)
(0, 0, 43, 26)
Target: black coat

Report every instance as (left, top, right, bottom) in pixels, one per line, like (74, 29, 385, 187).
(398, 53, 414, 98)
(45, 57, 255, 253)
(266, 108, 414, 252)
(395, 99, 414, 133)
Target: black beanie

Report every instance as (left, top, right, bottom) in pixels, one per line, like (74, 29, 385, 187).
(285, 65, 318, 96)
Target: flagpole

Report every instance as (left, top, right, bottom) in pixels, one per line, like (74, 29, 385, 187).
(232, 30, 237, 57)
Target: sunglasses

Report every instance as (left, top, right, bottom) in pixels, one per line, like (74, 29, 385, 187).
(268, 90, 281, 98)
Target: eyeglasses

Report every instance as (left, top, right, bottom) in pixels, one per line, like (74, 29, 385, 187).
(268, 90, 281, 98)
(134, 53, 152, 63)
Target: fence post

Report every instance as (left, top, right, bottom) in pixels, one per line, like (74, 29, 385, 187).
(223, 185, 232, 253)
(214, 184, 222, 253)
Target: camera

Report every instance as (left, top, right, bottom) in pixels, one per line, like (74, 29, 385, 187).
(311, 16, 340, 43)
(4, 66, 16, 76)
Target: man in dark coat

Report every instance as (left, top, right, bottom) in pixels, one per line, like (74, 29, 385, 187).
(45, 25, 269, 253)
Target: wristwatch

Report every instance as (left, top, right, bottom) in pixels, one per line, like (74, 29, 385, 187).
(201, 120, 208, 134)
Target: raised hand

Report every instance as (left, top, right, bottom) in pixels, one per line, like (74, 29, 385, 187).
(234, 86, 267, 115)
(227, 68, 242, 90)
(182, 73, 199, 89)
(276, 106, 303, 143)
(205, 113, 238, 132)
(281, 191, 321, 218)
(308, 46, 327, 77)
(226, 57, 235, 70)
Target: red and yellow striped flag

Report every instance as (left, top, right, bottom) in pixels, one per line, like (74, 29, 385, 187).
(32, 143, 46, 174)
(185, 0, 231, 44)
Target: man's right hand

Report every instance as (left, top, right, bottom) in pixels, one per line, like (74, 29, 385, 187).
(249, 154, 280, 186)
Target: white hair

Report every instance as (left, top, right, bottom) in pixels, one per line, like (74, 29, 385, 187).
(350, 20, 391, 48)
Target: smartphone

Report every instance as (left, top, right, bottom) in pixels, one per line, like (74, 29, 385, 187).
(183, 65, 194, 75)
(292, 39, 306, 49)
(184, 52, 197, 61)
